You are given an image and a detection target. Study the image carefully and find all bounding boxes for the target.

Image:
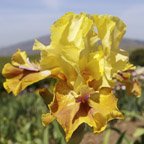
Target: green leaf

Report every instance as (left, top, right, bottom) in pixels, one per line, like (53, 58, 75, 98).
(53, 121, 66, 144)
(133, 128, 144, 138)
(116, 132, 126, 144)
(103, 129, 111, 144)
(43, 127, 49, 144)
(110, 127, 131, 144)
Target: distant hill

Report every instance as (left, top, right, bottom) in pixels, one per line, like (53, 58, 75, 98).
(0, 35, 144, 56)
(120, 39, 144, 52)
(0, 35, 50, 56)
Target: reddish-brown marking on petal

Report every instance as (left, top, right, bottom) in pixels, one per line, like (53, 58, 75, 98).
(81, 68, 90, 80)
(72, 102, 91, 123)
(55, 80, 72, 95)
(50, 94, 59, 113)
(88, 79, 102, 90)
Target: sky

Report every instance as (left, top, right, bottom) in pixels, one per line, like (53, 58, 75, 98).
(0, 0, 144, 48)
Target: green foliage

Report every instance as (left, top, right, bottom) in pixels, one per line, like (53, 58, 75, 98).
(0, 93, 67, 144)
(115, 132, 127, 144)
(133, 128, 144, 144)
(118, 89, 144, 120)
(134, 128, 144, 138)
(0, 93, 46, 143)
(103, 129, 111, 144)
(0, 56, 11, 70)
(129, 49, 144, 66)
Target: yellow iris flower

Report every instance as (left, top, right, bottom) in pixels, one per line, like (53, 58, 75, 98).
(2, 12, 141, 141)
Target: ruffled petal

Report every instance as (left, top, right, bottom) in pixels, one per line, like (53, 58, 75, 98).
(50, 12, 93, 64)
(50, 91, 80, 141)
(93, 15, 126, 53)
(3, 64, 51, 95)
(2, 51, 51, 95)
(89, 88, 124, 121)
(12, 49, 40, 71)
